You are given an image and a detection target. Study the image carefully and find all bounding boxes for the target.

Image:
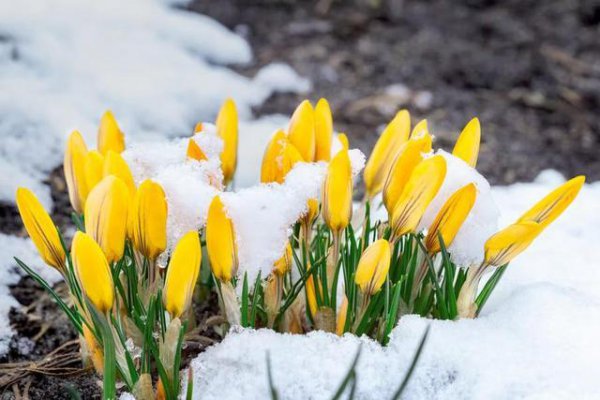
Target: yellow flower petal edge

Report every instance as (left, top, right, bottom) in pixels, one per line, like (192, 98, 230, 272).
(97, 110, 125, 155)
(322, 149, 353, 233)
(425, 183, 477, 254)
(517, 175, 585, 230)
(484, 221, 543, 266)
(354, 239, 391, 295)
(410, 119, 429, 138)
(287, 100, 316, 162)
(336, 296, 348, 336)
(314, 98, 333, 162)
(390, 155, 447, 239)
(337, 133, 349, 151)
(216, 98, 238, 185)
(186, 139, 208, 162)
(163, 231, 201, 318)
(452, 118, 481, 168)
(260, 131, 303, 184)
(15, 188, 66, 273)
(306, 274, 318, 318)
(103, 150, 136, 196)
(64, 130, 89, 213)
(206, 195, 238, 282)
(132, 180, 168, 261)
(84, 175, 130, 263)
(363, 109, 411, 198)
(72, 231, 114, 313)
(84, 150, 105, 193)
(273, 242, 293, 276)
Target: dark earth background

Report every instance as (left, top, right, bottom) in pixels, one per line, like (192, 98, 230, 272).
(2, 0, 600, 398)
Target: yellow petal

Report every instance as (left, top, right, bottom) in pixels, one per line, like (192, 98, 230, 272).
(206, 195, 238, 282)
(452, 118, 481, 167)
(64, 130, 89, 213)
(97, 110, 125, 155)
(337, 133, 349, 151)
(132, 180, 168, 260)
(305, 274, 318, 318)
(425, 183, 477, 254)
(260, 131, 303, 184)
(410, 119, 429, 138)
(336, 295, 348, 336)
(193, 122, 204, 134)
(163, 231, 201, 318)
(322, 149, 353, 232)
(354, 239, 391, 295)
(216, 98, 238, 185)
(72, 231, 114, 313)
(84, 150, 105, 193)
(484, 221, 542, 266)
(390, 155, 447, 238)
(84, 176, 130, 263)
(517, 176, 585, 229)
(314, 98, 333, 162)
(363, 110, 411, 198)
(304, 198, 319, 225)
(273, 242, 293, 276)
(186, 139, 208, 162)
(82, 324, 104, 374)
(287, 100, 316, 162)
(103, 150, 136, 196)
(15, 188, 66, 273)
(382, 135, 431, 215)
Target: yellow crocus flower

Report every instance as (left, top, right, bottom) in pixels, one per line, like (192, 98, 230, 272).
(382, 135, 432, 215)
(163, 231, 201, 318)
(410, 119, 429, 138)
(216, 98, 238, 185)
(84, 176, 130, 264)
(64, 130, 89, 213)
(452, 118, 481, 168)
(390, 155, 447, 239)
(71, 231, 114, 313)
(273, 242, 293, 276)
(260, 131, 303, 184)
(314, 98, 333, 161)
(425, 183, 477, 254)
(287, 100, 316, 162)
(206, 195, 238, 282)
(354, 239, 391, 295)
(336, 296, 348, 336)
(517, 175, 585, 230)
(15, 188, 66, 273)
(484, 221, 542, 266)
(363, 110, 411, 198)
(103, 150, 136, 196)
(82, 324, 104, 374)
(97, 110, 125, 155)
(322, 149, 353, 233)
(305, 198, 319, 225)
(131, 180, 168, 261)
(186, 139, 208, 162)
(84, 150, 105, 192)
(305, 274, 318, 318)
(337, 133, 349, 151)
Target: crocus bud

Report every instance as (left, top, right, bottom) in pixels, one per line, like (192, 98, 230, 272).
(163, 231, 201, 318)
(336, 296, 348, 336)
(452, 118, 481, 168)
(97, 110, 125, 155)
(16, 188, 66, 273)
(484, 221, 542, 266)
(186, 139, 208, 161)
(103, 150, 136, 197)
(72, 231, 114, 313)
(287, 100, 316, 162)
(337, 133, 349, 151)
(273, 242, 293, 276)
(425, 183, 477, 254)
(304, 198, 319, 226)
(64, 130, 89, 213)
(206, 195, 238, 282)
(363, 110, 411, 198)
(84, 150, 105, 191)
(216, 98, 238, 185)
(517, 175, 585, 230)
(305, 274, 318, 318)
(84, 176, 130, 263)
(82, 324, 104, 375)
(354, 239, 391, 295)
(131, 180, 168, 261)
(322, 149, 353, 233)
(382, 136, 431, 215)
(410, 119, 429, 138)
(314, 98, 333, 161)
(390, 155, 447, 239)
(260, 131, 303, 184)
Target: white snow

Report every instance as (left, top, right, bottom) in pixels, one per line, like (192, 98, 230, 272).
(188, 173, 600, 399)
(0, 234, 62, 355)
(0, 0, 308, 209)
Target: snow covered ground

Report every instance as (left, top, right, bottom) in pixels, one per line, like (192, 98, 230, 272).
(189, 171, 600, 400)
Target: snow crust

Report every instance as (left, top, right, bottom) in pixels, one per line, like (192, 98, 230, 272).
(188, 173, 600, 399)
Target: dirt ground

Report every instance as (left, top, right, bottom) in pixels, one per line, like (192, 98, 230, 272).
(2, 0, 600, 397)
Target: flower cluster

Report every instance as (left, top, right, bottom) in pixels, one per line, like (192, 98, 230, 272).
(14, 98, 584, 398)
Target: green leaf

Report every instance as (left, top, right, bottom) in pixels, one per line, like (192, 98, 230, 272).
(86, 301, 117, 400)
(265, 352, 279, 400)
(241, 272, 249, 327)
(475, 264, 508, 315)
(330, 345, 361, 400)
